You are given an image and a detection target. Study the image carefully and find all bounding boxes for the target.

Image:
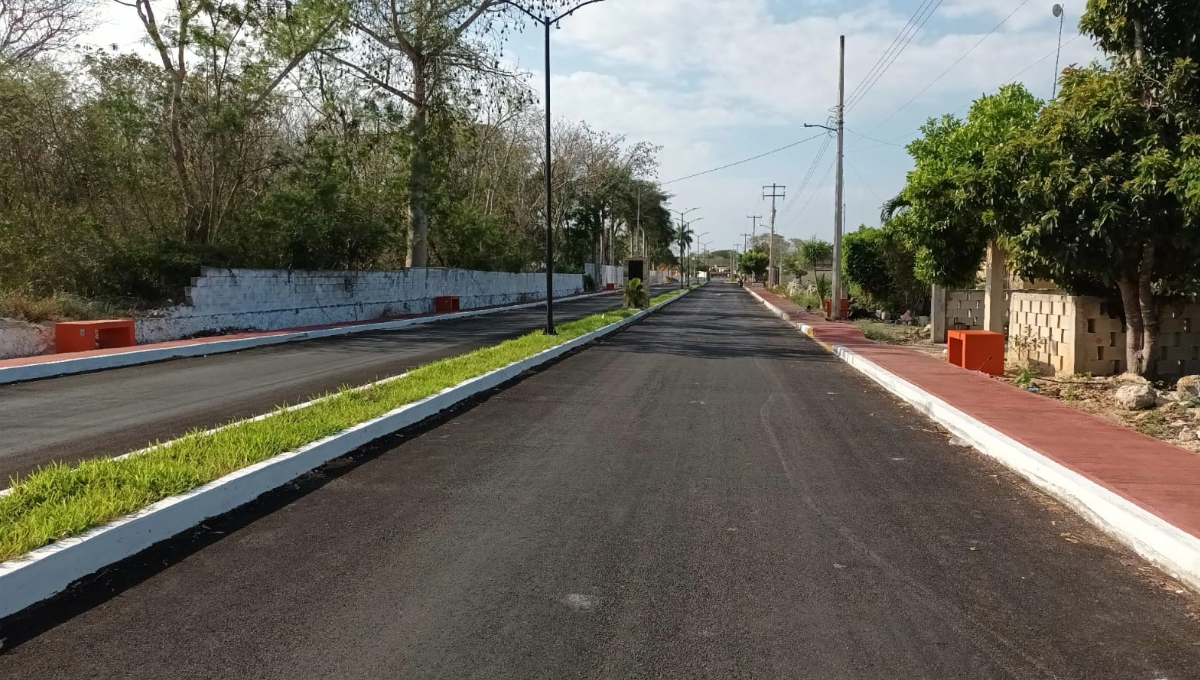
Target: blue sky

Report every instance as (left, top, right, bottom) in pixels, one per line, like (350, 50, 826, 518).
(507, 0, 1102, 253)
(85, 0, 1102, 254)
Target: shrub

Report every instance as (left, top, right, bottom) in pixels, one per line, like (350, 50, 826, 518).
(623, 278, 648, 308)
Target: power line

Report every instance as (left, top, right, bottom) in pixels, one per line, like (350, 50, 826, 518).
(846, 33, 1081, 155)
(661, 134, 825, 185)
(844, 0, 938, 108)
(845, 128, 907, 148)
(789, 156, 836, 228)
(864, 0, 1034, 136)
(779, 133, 833, 218)
(845, 156, 886, 208)
(846, 0, 945, 113)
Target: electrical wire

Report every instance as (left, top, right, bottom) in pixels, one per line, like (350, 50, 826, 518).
(779, 131, 833, 217)
(863, 0, 1034, 136)
(844, 0, 938, 107)
(845, 0, 946, 114)
(846, 33, 1081, 155)
(661, 133, 825, 186)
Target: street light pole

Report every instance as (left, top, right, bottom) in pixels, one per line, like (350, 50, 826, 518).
(502, 0, 611, 335)
(1052, 4, 1065, 98)
(672, 207, 699, 289)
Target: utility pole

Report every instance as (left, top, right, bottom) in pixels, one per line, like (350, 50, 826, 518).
(741, 232, 751, 253)
(762, 184, 786, 287)
(832, 34, 846, 320)
(746, 215, 763, 242)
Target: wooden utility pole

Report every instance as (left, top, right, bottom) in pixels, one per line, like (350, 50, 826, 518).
(762, 184, 786, 286)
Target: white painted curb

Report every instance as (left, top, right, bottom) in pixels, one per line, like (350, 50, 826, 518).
(742, 285, 1200, 593)
(0, 290, 689, 620)
(0, 291, 617, 386)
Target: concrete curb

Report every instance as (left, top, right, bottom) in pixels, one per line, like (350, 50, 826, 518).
(0, 290, 690, 619)
(743, 286, 1200, 593)
(0, 291, 616, 386)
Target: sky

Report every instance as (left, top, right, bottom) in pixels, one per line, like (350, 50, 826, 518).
(83, 0, 1102, 256)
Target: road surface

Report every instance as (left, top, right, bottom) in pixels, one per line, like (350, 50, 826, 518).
(2, 285, 1198, 678)
(0, 288, 671, 484)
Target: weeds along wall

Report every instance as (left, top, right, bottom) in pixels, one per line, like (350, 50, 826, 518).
(136, 268, 584, 344)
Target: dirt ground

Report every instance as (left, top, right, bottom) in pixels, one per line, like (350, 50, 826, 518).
(994, 373, 1200, 454)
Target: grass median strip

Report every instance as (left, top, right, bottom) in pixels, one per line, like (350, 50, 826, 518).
(0, 290, 683, 562)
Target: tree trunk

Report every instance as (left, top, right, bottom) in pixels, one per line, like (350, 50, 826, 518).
(1137, 241, 1159, 378)
(1116, 275, 1146, 376)
(406, 69, 430, 269)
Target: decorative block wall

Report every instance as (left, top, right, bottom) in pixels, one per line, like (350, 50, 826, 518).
(1007, 293, 1200, 376)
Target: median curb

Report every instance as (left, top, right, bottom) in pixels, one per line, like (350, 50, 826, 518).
(744, 286, 1200, 594)
(0, 290, 690, 620)
(0, 291, 617, 386)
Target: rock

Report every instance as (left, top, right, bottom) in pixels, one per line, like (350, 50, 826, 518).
(1115, 383, 1158, 410)
(1157, 392, 1180, 407)
(1179, 430, 1197, 442)
(1177, 375, 1200, 400)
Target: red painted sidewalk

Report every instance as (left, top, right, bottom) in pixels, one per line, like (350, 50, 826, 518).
(751, 287, 1200, 544)
(0, 293, 598, 371)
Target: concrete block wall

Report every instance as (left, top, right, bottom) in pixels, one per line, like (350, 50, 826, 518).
(946, 290, 986, 330)
(136, 267, 583, 344)
(1006, 293, 1200, 376)
(1007, 293, 1078, 375)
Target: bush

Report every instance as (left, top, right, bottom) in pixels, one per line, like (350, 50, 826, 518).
(623, 278, 648, 308)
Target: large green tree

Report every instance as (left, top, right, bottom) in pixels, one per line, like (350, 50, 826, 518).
(889, 84, 1042, 287)
(998, 1, 1200, 376)
(842, 225, 929, 315)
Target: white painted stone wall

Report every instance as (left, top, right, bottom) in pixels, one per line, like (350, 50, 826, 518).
(0, 320, 53, 359)
(136, 267, 584, 344)
(585, 263, 624, 288)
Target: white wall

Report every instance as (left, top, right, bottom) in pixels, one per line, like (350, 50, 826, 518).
(137, 267, 584, 344)
(584, 263, 624, 288)
(0, 320, 53, 360)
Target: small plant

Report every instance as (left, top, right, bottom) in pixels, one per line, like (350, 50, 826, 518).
(623, 278, 648, 309)
(1014, 365, 1038, 390)
(1061, 385, 1079, 401)
(1135, 411, 1167, 438)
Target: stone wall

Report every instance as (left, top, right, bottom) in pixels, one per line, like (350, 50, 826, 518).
(0, 320, 53, 360)
(1007, 292, 1200, 377)
(136, 267, 584, 344)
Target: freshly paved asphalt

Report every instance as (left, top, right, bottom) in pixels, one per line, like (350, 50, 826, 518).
(3, 284, 1199, 679)
(0, 288, 670, 484)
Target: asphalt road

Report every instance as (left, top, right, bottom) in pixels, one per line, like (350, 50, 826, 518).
(0, 288, 671, 484)
(3, 284, 1199, 679)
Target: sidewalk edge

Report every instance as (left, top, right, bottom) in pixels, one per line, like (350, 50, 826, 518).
(0, 290, 689, 620)
(744, 286, 1200, 593)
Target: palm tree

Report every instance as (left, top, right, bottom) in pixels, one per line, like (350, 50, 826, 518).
(880, 192, 911, 224)
(675, 224, 695, 287)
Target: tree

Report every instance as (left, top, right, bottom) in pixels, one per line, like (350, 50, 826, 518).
(0, 0, 94, 68)
(123, 0, 343, 244)
(738, 250, 767, 281)
(798, 237, 832, 273)
(842, 225, 929, 315)
(322, 0, 573, 268)
(889, 84, 1042, 287)
(1004, 66, 1200, 376)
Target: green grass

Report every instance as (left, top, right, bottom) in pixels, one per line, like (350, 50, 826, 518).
(0, 290, 684, 562)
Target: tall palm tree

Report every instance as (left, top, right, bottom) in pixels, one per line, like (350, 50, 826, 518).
(880, 192, 911, 224)
(675, 223, 695, 287)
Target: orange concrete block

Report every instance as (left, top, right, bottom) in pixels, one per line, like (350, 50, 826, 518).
(947, 329, 1005, 376)
(433, 296, 461, 313)
(54, 319, 136, 354)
